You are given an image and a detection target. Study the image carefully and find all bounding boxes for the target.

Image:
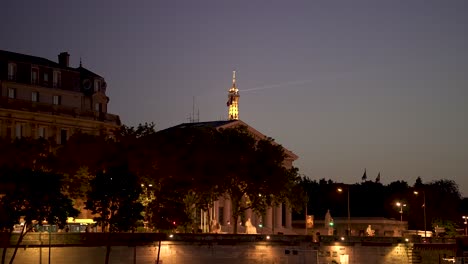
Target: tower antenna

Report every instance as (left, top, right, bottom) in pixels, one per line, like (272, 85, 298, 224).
(227, 70, 240, 120)
(188, 96, 199, 123)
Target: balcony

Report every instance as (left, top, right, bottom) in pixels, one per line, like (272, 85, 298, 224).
(0, 96, 121, 126)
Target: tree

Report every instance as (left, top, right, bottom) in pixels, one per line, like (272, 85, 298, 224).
(85, 164, 143, 264)
(85, 164, 143, 232)
(0, 167, 78, 264)
(217, 126, 304, 233)
(426, 179, 461, 231)
(0, 137, 54, 171)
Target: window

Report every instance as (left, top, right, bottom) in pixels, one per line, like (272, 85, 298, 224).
(38, 126, 47, 138)
(31, 67, 39, 84)
(60, 129, 68, 145)
(94, 79, 100, 92)
(31, 91, 39, 102)
(53, 95, 61, 105)
(8, 88, 16, 99)
(8, 63, 17, 80)
(95, 103, 103, 112)
(53, 71, 61, 88)
(15, 123, 23, 138)
(43, 73, 49, 85)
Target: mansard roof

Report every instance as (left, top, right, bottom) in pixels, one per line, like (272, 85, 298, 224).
(0, 50, 63, 69)
(0, 50, 102, 78)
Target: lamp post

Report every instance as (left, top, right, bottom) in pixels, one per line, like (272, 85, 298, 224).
(414, 191, 427, 238)
(338, 186, 351, 236)
(396, 202, 406, 222)
(463, 216, 468, 236)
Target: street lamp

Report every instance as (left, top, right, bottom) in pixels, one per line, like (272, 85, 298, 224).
(396, 202, 407, 222)
(414, 191, 427, 238)
(337, 186, 351, 236)
(463, 216, 467, 236)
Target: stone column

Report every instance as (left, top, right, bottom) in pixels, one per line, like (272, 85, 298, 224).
(213, 200, 218, 223)
(265, 207, 273, 229)
(285, 206, 292, 229)
(275, 205, 282, 229)
(223, 198, 231, 226)
(31, 123, 37, 139)
(252, 212, 259, 227)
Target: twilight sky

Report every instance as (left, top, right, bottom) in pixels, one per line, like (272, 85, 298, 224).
(2, 0, 468, 195)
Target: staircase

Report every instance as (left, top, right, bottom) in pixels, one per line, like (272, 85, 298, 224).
(406, 247, 422, 264)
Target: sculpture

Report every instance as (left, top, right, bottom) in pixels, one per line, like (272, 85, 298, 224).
(245, 218, 257, 234)
(211, 219, 221, 233)
(366, 225, 375, 236)
(325, 209, 334, 235)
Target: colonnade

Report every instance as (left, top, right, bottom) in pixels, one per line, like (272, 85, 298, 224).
(202, 196, 292, 234)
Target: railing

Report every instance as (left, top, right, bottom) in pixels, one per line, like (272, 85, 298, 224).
(0, 97, 120, 125)
(4, 76, 63, 89)
(319, 235, 457, 245)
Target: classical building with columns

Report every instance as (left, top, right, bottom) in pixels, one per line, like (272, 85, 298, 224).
(168, 119, 298, 234)
(165, 72, 298, 234)
(0, 50, 120, 142)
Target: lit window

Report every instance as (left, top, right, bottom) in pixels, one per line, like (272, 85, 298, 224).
(8, 88, 16, 99)
(38, 126, 47, 138)
(8, 63, 17, 80)
(31, 68, 39, 84)
(53, 95, 61, 105)
(32, 91, 39, 102)
(15, 123, 23, 138)
(95, 103, 103, 112)
(53, 71, 61, 88)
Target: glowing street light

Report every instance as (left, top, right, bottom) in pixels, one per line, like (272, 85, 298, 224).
(463, 216, 468, 236)
(414, 191, 427, 238)
(337, 186, 351, 236)
(396, 202, 407, 222)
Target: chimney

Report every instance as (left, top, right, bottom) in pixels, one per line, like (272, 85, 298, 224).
(58, 52, 70, 67)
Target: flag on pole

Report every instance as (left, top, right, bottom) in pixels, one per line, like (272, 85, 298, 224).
(362, 168, 367, 181)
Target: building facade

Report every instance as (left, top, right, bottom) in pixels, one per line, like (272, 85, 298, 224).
(168, 120, 299, 234)
(0, 50, 120, 143)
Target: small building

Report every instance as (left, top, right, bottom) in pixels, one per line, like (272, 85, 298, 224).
(293, 217, 409, 237)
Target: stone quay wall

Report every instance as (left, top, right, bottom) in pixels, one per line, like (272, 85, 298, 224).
(0, 233, 460, 264)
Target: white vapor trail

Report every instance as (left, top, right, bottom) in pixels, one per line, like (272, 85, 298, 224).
(240, 80, 314, 92)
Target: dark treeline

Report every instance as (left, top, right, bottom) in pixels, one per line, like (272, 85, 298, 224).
(0, 123, 305, 264)
(298, 176, 467, 234)
(0, 123, 303, 235)
(1, 121, 467, 246)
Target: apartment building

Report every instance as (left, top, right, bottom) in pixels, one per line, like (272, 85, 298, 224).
(0, 50, 120, 143)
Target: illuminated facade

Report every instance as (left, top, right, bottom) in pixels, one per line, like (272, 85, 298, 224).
(0, 50, 120, 143)
(226, 71, 239, 120)
(167, 120, 298, 234)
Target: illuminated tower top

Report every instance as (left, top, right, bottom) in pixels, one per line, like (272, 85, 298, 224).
(227, 71, 239, 120)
